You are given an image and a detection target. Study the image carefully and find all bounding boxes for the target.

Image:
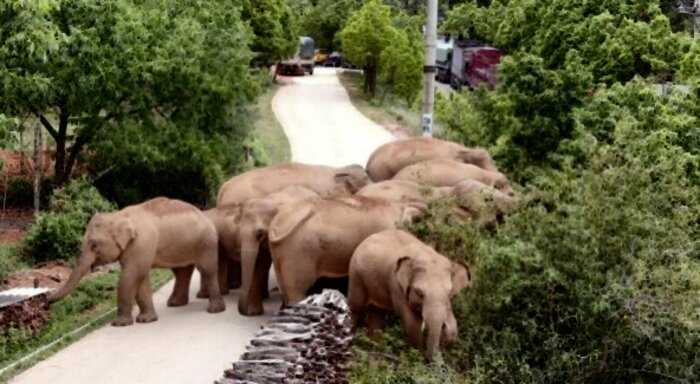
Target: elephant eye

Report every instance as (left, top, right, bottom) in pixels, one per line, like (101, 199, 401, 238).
(414, 288, 425, 299)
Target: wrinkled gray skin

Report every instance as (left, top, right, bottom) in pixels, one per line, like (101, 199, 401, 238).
(237, 186, 320, 316)
(49, 198, 224, 326)
(349, 230, 471, 360)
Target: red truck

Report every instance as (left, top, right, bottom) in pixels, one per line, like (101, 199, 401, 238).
(450, 41, 502, 90)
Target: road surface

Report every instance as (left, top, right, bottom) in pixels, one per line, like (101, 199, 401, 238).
(273, 67, 395, 166)
(11, 67, 395, 384)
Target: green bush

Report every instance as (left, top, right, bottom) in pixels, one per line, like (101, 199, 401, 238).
(21, 177, 115, 263)
(0, 245, 25, 283)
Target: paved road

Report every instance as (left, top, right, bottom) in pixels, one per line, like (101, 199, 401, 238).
(273, 67, 395, 167)
(11, 67, 395, 384)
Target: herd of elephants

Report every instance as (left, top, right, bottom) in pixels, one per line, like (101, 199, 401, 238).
(46, 137, 516, 360)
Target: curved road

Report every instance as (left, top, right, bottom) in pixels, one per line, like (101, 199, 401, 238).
(11, 67, 394, 384)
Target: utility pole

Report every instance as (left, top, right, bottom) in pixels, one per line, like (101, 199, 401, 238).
(421, 0, 438, 137)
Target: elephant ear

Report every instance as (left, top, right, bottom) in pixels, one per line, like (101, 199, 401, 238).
(268, 203, 315, 244)
(334, 164, 368, 193)
(112, 218, 136, 252)
(450, 261, 471, 297)
(394, 256, 414, 298)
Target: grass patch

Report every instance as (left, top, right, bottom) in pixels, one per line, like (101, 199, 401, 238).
(337, 70, 422, 136)
(0, 268, 172, 380)
(350, 324, 466, 384)
(0, 245, 26, 282)
(252, 84, 291, 164)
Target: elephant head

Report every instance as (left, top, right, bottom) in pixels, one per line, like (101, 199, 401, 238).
(333, 164, 371, 195)
(395, 255, 471, 360)
(453, 180, 518, 228)
(49, 213, 136, 302)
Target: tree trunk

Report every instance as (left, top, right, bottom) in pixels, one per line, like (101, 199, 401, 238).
(33, 121, 43, 214)
(53, 105, 69, 184)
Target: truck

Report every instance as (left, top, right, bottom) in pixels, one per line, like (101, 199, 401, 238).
(435, 36, 454, 83)
(450, 40, 502, 90)
(276, 36, 315, 76)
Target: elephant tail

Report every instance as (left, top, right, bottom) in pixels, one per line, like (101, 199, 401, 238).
(269, 203, 315, 244)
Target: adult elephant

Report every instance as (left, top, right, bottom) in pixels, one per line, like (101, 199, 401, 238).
(237, 186, 319, 316)
(393, 159, 514, 196)
(348, 230, 471, 361)
(210, 162, 371, 293)
(217, 162, 370, 207)
(355, 179, 453, 204)
(356, 179, 517, 228)
(268, 196, 425, 305)
(49, 198, 225, 326)
(366, 137, 498, 181)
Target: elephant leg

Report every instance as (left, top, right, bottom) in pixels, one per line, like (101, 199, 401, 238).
(228, 259, 242, 289)
(278, 258, 316, 306)
(136, 274, 158, 323)
(197, 252, 226, 314)
(348, 273, 368, 329)
(240, 247, 273, 316)
(366, 308, 386, 339)
(397, 306, 424, 350)
(219, 256, 230, 295)
(113, 266, 144, 327)
(168, 266, 194, 307)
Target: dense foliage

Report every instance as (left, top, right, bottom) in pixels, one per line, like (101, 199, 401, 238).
(22, 177, 115, 264)
(440, 0, 691, 175)
(0, 0, 256, 197)
(241, 0, 299, 66)
(340, 0, 423, 101)
(353, 2, 700, 383)
(295, 0, 362, 51)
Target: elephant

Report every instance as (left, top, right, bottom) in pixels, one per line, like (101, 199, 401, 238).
(355, 179, 453, 204)
(182, 204, 242, 300)
(393, 158, 514, 196)
(237, 185, 320, 316)
(365, 137, 498, 181)
(452, 179, 518, 228)
(268, 196, 426, 306)
(348, 229, 471, 360)
(48, 198, 225, 326)
(217, 162, 371, 207)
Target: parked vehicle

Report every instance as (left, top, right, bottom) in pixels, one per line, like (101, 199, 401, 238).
(314, 49, 329, 65)
(450, 40, 502, 90)
(436, 36, 454, 84)
(324, 52, 343, 67)
(276, 36, 316, 76)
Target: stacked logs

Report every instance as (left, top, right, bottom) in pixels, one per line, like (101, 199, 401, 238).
(0, 289, 51, 334)
(217, 290, 353, 384)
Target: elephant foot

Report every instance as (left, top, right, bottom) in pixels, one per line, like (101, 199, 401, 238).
(207, 299, 226, 313)
(111, 316, 134, 327)
(196, 290, 210, 299)
(167, 296, 189, 307)
(136, 312, 159, 323)
(238, 301, 264, 317)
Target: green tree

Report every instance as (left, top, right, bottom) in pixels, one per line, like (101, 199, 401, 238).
(379, 25, 424, 105)
(241, 0, 299, 65)
(439, 0, 689, 176)
(340, 0, 398, 96)
(298, 0, 362, 51)
(0, 0, 255, 187)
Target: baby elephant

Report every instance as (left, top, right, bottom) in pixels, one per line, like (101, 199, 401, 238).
(349, 230, 471, 360)
(49, 197, 225, 326)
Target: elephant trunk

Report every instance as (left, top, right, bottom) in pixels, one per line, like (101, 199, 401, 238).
(48, 249, 96, 302)
(422, 302, 451, 361)
(238, 236, 264, 316)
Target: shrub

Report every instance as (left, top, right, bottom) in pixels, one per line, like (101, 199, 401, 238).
(21, 177, 115, 263)
(0, 245, 25, 283)
(402, 126, 700, 383)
